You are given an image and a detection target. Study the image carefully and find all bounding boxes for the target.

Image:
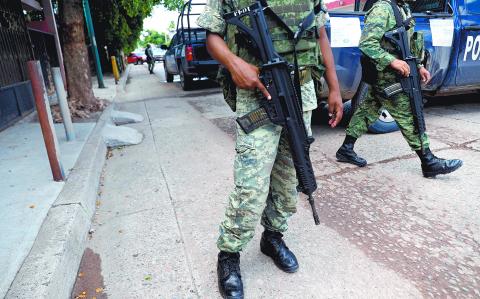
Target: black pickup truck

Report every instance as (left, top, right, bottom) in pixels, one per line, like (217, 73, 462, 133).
(162, 1, 219, 90)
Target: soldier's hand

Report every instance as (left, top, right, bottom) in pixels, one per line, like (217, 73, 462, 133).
(390, 59, 410, 77)
(228, 57, 271, 100)
(419, 66, 431, 84)
(327, 90, 343, 128)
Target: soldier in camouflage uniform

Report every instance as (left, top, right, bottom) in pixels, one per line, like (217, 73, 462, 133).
(197, 0, 343, 297)
(336, 0, 462, 178)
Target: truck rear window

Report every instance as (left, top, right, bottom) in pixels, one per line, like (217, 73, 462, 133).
(182, 30, 206, 41)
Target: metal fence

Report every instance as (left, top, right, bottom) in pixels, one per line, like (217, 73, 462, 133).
(0, 0, 33, 88)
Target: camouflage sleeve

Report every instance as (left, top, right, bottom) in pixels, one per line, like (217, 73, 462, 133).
(315, 0, 329, 28)
(196, 0, 226, 35)
(359, 2, 396, 71)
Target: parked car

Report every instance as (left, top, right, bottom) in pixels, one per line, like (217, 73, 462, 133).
(162, 0, 219, 90)
(127, 52, 146, 65)
(153, 48, 166, 62)
(317, 0, 480, 133)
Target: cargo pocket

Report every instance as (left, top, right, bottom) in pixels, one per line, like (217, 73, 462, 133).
(234, 134, 256, 168)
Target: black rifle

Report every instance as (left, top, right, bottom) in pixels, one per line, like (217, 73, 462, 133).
(224, 1, 320, 225)
(383, 0, 426, 153)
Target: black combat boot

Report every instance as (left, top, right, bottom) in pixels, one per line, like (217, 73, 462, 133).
(336, 135, 367, 167)
(416, 148, 463, 178)
(260, 230, 299, 273)
(217, 251, 244, 299)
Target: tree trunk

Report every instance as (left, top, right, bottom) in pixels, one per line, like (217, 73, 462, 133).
(59, 0, 97, 108)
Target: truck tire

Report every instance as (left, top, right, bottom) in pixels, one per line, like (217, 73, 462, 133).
(179, 67, 193, 91)
(165, 66, 173, 82)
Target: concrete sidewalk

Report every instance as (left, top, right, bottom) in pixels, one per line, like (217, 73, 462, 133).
(74, 65, 480, 298)
(1, 73, 125, 298)
(0, 121, 95, 298)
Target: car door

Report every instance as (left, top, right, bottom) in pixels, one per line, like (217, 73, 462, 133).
(455, 0, 480, 87)
(324, 0, 367, 99)
(408, 0, 454, 92)
(166, 34, 179, 74)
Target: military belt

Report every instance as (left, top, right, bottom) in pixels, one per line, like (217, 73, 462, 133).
(270, 28, 317, 42)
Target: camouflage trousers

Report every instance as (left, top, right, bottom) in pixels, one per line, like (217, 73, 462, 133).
(217, 81, 316, 253)
(345, 82, 430, 151)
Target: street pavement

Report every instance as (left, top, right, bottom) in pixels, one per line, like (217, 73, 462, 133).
(72, 64, 480, 299)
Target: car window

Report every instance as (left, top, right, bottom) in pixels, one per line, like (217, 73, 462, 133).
(170, 35, 177, 48)
(327, 0, 367, 12)
(333, 0, 449, 13)
(466, 0, 480, 14)
(409, 0, 448, 13)
(181, 30, 206, 41)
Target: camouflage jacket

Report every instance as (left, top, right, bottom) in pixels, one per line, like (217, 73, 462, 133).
(359, 0, 424, 72)
(197, 0, 328, 68)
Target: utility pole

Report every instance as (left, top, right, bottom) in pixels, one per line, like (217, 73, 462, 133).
(82, 0, 105, 88)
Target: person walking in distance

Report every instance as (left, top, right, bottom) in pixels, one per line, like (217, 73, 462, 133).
(145, 44, 155, 74)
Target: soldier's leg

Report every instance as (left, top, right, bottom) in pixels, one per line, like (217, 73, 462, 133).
(258, 81, 316, 273)
(261, 81, 316, 232)
(383, 93, 462, 177)
(217, 90, 283, 253)
(381, 92, 429, 151)
(345, 88, 382, 139)
(337, 88, 381, 166)
(260, 112, 312, 233)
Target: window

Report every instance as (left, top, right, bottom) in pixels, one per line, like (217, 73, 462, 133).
(409, 0, 448, 13)
(466, 0, 480, 14)
(325, 0, 367, 12)
(169, 34, 178, 48)
(326, 0, 449, 13)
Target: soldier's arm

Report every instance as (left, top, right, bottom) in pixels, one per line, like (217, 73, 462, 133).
(358, 3, 397, 71)
(314, 0, 342, 127)
(206, 33, 270, 98)
(318, 26, 343, 127)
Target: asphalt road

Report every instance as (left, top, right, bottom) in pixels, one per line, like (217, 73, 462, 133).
(72, 64, 480, 299)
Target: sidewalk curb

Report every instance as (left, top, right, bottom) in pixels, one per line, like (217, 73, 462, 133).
(5, 105, 114, 299)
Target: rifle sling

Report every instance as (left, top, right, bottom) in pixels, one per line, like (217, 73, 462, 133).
(389, 0, 404, 28)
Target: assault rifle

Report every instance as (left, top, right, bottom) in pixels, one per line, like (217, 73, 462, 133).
(224, 1, 320, 224)
(383, 0, 426, 153)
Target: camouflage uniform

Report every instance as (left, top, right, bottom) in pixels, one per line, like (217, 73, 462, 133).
(345, 0, 430, 151)
(198, 0, 327, 252)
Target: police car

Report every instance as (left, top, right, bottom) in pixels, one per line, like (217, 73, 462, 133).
(319, 0, 480, 132)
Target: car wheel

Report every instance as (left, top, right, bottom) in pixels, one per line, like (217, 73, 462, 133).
(368, 109, 399, 134)
(350, 82, 399, 134)
(179, 67, 193, 91)
(165, 66, 174, 83)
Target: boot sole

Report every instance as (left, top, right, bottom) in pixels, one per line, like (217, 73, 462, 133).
(218, 281, 244, 299)
(422, 161, 463, 178)
(336, 152, 367, 167)
(260, 246, 299, 273)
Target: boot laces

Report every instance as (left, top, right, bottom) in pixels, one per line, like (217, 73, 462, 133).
(220, 255, 240, 276)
